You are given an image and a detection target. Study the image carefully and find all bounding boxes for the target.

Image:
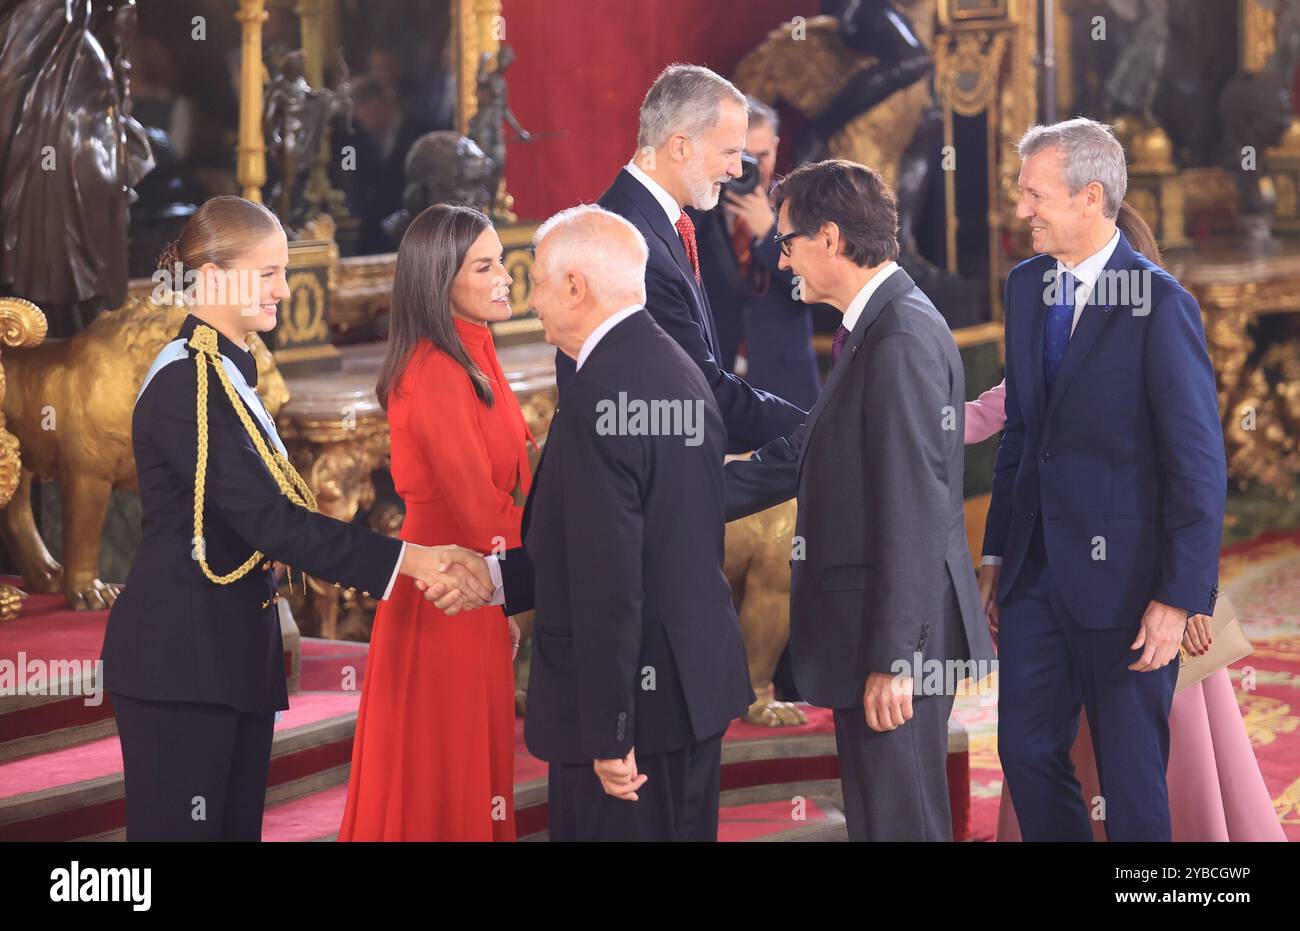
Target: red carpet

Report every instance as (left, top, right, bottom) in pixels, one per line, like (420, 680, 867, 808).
(0, 691, 360, 801)
(298, 639, 370, 692)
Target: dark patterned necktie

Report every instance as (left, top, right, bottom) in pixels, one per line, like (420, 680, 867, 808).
(832, 325, 850, 365)
(1044, 270, 1077, 397)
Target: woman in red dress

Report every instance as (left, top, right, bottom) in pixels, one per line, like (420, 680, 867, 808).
(339, 204, 534, 840)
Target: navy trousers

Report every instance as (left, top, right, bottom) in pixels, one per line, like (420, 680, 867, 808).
(111, 691, 275, 841)
(997, 525, 1178, 841)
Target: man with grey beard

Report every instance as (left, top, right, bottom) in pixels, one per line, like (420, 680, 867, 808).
(553, 64, 807, 454)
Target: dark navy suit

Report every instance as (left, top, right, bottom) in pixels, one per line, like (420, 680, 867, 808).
(691, 205, 822, 411)
(985, 232, 1226, 841)
(553, 169, 807, 453)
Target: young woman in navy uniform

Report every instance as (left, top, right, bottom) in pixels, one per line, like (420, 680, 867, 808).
(101, 196, 492, 840)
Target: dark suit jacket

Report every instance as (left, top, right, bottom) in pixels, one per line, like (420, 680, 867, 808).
(101, 314, 402, 713)
(553, 169, 807, 453)
(983, 232, 1226, 626)
(692, 205, 822, 411)
(723, 268, 995, 710)
(499, 310, 753, 763)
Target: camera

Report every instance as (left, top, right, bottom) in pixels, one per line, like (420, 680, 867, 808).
(722, 152, 760, 197)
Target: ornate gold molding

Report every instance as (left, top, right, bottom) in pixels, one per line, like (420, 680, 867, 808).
(0, 297, 47, 620)
(933, 0, 1030, 322)
(0, 296, 49, 350)
(1167, 247, 1300, 497)
(934, 31, 1008, 117)
(454, 0, 505, 135)
(235, 0, 269, 202)
(1242, 0, 1278, 74)
(938, 0, 1008, 25)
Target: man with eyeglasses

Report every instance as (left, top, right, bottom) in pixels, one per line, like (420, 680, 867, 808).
(724, 158, 994, 841)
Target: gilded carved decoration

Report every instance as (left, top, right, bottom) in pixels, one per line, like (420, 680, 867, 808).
(0, 297, 48, 620)
(0, 293, 286, 611)
(1168, 249, 1300, 498)
(732, 4, 936, 194)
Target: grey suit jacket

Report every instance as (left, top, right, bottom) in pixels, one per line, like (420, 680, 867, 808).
(724, 268, 996, 710)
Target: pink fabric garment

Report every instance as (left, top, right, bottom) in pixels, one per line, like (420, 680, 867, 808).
(965, 379, 1007, 444)
(995, 668, 1286, 841)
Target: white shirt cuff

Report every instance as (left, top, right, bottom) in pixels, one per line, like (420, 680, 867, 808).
(981, 555, 1003, 566)
(484, 554, 506, 607)
(380, 541, 406, 600)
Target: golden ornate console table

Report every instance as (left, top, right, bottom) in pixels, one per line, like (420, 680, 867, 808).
(1166, 242, 1300, 497)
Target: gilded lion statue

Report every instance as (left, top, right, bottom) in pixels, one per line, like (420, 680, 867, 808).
(724, 498, 806, 727)
(0, 296, 287, 610)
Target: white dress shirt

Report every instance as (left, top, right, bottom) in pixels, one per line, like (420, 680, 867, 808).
(625, 158, 682, 226)
(1057, 227, 1120, 336)
(381, 543, 405, 600)
(981, 227, 1121, 567)
(841, 261, 901, 333)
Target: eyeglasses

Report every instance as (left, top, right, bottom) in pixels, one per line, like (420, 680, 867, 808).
(773, 228, 810, 257)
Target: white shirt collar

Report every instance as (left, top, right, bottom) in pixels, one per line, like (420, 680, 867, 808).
(1056, 227, 1120, 298)
(1056, 227, 1120, 334)
(841, 262, 901, 333)
(625, 159, 682, 226)
(576, 305, 643, 371)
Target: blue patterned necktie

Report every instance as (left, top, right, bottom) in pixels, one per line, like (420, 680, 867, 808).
(1043, 270, 1077, 397)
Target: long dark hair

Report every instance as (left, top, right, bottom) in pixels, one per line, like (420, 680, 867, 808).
(1116, 200, 1162, 267)
(377, 204, 495, 409)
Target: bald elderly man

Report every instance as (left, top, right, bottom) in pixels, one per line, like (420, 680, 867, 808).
(440, 205, 753, 841)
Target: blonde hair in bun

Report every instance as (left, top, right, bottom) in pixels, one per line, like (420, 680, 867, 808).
(153, 195, 283, 299)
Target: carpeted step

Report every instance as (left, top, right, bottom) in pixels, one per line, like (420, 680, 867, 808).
(297, 637, 370, 692)
(262, 781, 847, 842)
(0, 583, 301, 761)
(0, 690, 357, 841)
(263, 784, 350, 842)
(241, 705, 963, 842)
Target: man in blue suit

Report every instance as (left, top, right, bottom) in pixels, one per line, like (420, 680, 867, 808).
(980, 118, 1226, 841)
(555, 65, 807, 453)
(692, 97, 821, 411)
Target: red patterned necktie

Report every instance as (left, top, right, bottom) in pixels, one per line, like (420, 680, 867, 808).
(675, 212, 702, 283)
(730, 216, 753, 277)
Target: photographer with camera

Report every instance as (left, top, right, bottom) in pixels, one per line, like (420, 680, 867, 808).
(691, 96, 821, 411)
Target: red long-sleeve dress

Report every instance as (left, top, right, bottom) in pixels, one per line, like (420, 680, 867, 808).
(339, 317, 534, 841)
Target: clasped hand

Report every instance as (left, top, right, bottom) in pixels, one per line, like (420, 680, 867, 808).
(398, 544, 494, 615)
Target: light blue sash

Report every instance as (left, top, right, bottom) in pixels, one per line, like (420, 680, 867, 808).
(138, 338, 288, 458)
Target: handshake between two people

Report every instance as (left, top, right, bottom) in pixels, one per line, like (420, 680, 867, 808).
(397, 544, 494, 615)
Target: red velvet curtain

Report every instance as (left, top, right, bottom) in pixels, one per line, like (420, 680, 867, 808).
(500, 0, 819, 220)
